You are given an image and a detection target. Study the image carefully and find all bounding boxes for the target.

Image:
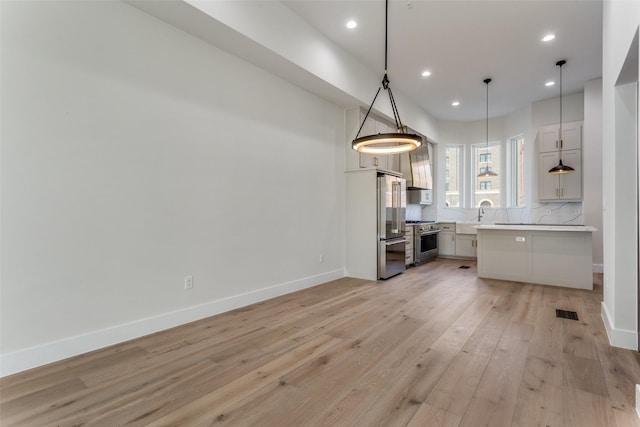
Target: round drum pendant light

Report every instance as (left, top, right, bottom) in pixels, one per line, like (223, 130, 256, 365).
(478, 78, 498, 178)
(353, 133, 423, 154)
(548, 60, 575, 174)
(351, 0, 422, 154)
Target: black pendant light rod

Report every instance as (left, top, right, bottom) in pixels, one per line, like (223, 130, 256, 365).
(355, 0, 404, 138)
(485, 78, 491, 150)
(557, 59, 565, 148)
(384, 0, 388, 72)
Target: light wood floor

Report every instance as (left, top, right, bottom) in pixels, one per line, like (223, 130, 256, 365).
(2, 258, 640, 426)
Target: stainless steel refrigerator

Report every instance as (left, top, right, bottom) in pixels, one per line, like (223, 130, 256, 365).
(378, 173, 407, 279)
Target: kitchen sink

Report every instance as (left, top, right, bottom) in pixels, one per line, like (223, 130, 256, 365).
(456, 222, 481, 234)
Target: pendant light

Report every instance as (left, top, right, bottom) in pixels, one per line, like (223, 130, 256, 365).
(352, 0, 422, 155)
(478, 78, 498, 177)
(548, 59, 575, 174)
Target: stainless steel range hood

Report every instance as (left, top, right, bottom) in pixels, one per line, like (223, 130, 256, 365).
(400, 141, 433, 190)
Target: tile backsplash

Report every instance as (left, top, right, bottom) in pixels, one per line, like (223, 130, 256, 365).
(434, 202, 584, 224)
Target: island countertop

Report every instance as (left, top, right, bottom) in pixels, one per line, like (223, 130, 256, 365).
(476, 224, 597, 232)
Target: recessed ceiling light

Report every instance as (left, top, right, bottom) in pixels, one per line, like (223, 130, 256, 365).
(421, 70, 431, 77)
(545, 81, 556, 87)
(346, 20, 357, 29)
(541, 33, 556, 42)
(451, 101, 460, 107)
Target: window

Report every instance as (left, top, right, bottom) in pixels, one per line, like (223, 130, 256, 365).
(510, 136, 525, 207)
(479, 153, 491, 163)
(473, 142, 500, 207)
(445, 145, 463, 208)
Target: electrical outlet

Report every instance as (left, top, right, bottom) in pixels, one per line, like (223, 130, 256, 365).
(184, 275, 193, 290)
(319, 254, 324, 263)
(575, 208, 581, 215)
(545, 209, 552, 215)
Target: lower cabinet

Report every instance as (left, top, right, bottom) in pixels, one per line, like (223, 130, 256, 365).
(477, 228, 593, 290)
(455, 234, 477, 258)
(438, 231, 456, 256)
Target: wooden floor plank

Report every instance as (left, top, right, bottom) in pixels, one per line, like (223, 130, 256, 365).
(1, 260, 639, 426)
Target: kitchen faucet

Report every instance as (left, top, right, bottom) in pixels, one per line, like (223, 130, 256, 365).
(477, 207, 484, 222)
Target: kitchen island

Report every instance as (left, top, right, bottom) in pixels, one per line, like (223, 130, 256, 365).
(476, 224, 597, 290)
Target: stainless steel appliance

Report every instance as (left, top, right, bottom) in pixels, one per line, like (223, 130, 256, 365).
(400, 141, 434, 191)
(378, 174, 407, 279)
(414, 221, 440, 264)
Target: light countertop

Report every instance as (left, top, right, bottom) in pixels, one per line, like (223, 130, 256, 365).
(476, 224, 597, 232)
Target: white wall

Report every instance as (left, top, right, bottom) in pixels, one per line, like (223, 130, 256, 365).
(583, 79, 604, 268)
(128, 0, 440, 143)
(601, 0, 640, 350)
(531, 91, 585, 127)
(0, 1, 346, 375)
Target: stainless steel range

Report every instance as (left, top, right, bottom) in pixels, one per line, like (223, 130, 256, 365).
(411, 221, 440, 264)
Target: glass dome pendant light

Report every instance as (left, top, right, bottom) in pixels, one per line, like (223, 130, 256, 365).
(478, 78, 498, 177)
(351, 0, 422, 155)
(548, 59, 575, 174)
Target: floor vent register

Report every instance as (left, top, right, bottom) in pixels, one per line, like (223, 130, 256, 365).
(458, 266, 471, 269)
(555, 309, 579, 321)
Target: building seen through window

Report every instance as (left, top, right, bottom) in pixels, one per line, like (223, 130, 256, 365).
(474, 143, 500, 207)
(445, 145, 462, 207)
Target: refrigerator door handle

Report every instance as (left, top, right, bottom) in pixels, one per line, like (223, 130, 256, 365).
(391, 181, 399, 234)
(384, 238, 407, 246)
(395, 180, 402, 233)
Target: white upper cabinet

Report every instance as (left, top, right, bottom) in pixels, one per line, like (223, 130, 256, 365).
(539, 150, 582, 201)
(540, 121, 582, 152)
(537, 121, 583, 202)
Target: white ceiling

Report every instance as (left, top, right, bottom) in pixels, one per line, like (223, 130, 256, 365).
(282, 0, 603, 122)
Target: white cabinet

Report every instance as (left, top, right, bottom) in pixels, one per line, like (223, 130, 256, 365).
(537, 121, 583, 202)
(477, 227, 594, 290)
(344, 169, 379, 280)
(538, 149, 582, 201)
(405, 226, 414, 266)
(455, 234, 477, 258)
(408, 189, 433, 205)
(540, 121, 582, 153)
(357, 116, 388, 170)
(438, 223, 456, 257)
(438, 231, 456, 256)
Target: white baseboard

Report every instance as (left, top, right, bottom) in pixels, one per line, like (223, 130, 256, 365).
(593, 263, 604, 273)
(636, 384, 640, 420)
(601, 302, 638, 350)
(0, 269, 345, 377)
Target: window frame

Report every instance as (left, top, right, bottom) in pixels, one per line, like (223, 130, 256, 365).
(472, 141, 501, 208)
(507, 134, 526, 208)
(444, 144, 464, 208)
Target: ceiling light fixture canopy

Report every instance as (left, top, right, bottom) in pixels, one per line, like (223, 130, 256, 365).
(478, 78, 498, 178)
(548, 59, 575, 174)
(352, 0, 422, 155)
